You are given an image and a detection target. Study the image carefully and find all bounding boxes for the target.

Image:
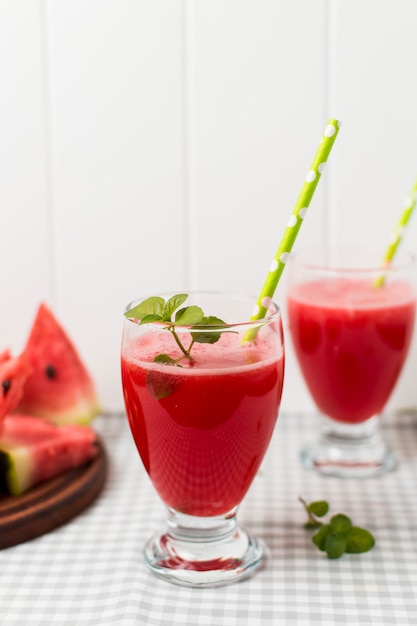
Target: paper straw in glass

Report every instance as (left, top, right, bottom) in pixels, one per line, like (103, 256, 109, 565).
(250, 118, 341, 322)
(376, 176, 417, 285)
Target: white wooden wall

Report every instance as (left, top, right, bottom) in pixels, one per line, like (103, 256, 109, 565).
(1, 0, 417, 414)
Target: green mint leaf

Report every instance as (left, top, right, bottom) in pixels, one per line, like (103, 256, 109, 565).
(307, 501, 329, 518)
(174, 306, 204, 325)
(325, 532, 347, 559)
(146, 370, 177, 400)
(147, 354, 181, 399)
(139, 314, 163, 325)
(200, 315, 227, 326)
(301, 496, 375, 559)
(312, 525, 330, 551)
(304, 519, 321, 529)
(329, 514, 352, 535)
(153, 354, 179, 366)
(345, 527, 375, 554)
(163, 294, 188, 321)
(125, 294, 228, 366)
(191, 316, 227, 344)
(124, 296, 165, 319)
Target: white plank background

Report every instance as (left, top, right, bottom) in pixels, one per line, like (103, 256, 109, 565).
(0, 0, 416, 414)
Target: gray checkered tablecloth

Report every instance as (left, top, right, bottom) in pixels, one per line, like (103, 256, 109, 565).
(1, 411, 417, 625)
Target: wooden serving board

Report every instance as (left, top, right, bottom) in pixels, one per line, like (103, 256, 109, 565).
(0, 437, 107, 550)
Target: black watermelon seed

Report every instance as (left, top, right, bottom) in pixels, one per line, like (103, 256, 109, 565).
(2, 380, 11, 396)
(45, 364, 57, 379)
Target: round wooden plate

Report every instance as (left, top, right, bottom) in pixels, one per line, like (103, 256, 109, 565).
(0, 437, 107, 550)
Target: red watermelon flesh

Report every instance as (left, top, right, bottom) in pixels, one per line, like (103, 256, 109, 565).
(0, 351, 31, 433)
(0, 414, 98, 495)
(15, 303, 101, 426)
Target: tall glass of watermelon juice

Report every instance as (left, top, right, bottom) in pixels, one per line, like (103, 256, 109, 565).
(287, 246, 416, 477)
(121, 292, 284, 587)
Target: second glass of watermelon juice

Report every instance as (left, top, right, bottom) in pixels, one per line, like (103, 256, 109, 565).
(121, 292, 285, 587)
(287, 246, 416, 477)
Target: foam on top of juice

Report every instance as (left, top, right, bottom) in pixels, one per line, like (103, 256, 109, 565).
(289, 278, 416, 310)
(126, 326, 282, 373)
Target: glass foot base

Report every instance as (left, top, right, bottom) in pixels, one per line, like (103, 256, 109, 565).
(301, 416, 397, 478)
(143, 509, 266, 588)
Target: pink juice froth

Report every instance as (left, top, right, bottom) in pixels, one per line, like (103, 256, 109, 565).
(287, 278, 416, 424)
(121, 328, 284, 517)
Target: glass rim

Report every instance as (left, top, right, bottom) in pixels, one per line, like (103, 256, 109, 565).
(124, 290, 281, 331)
(289, 245, 416, 275)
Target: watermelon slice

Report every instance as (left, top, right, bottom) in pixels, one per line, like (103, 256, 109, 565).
(15, 304, 101, 426)
(0, 351, 31, 434)
(0, 414, 99, 495)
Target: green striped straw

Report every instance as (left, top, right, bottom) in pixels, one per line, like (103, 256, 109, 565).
(374, 177, 417, 287)
(382, 177, 417, 261)
(249, 118, 341, 323)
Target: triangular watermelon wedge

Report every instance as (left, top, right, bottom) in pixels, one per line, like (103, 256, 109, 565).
(15, 304, 101, 426)
(0, 350, 31, 433)
(0, 414, 98, 495)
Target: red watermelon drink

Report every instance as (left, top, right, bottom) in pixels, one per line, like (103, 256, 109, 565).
(288, 279, 415, 423)
(121, 292, 284, 587)
(287, 247, 416, 477)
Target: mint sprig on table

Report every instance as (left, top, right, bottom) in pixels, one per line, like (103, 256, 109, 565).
(299, 497, 375, 559)
(124, 294, 228, 366)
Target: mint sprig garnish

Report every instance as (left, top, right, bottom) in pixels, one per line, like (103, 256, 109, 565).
(299, 497, 375, 559)
(124, 294, 229, 366)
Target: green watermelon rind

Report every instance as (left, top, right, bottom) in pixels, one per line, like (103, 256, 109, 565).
(16, 388, 102, 427)
(0, 444, 32, 496)
(0, 415, 100, 496)
(32, 397, 102, 427)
